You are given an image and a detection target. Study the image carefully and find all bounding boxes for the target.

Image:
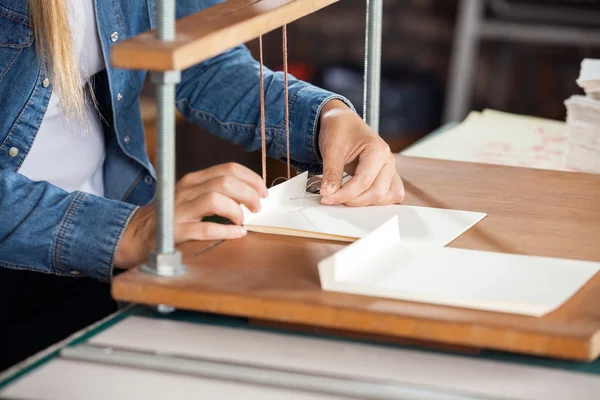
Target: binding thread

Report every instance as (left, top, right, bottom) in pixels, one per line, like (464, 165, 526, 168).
(258, 26, 291, 185)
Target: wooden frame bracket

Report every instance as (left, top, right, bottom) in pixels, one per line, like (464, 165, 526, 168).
(111, 0, 340, 71)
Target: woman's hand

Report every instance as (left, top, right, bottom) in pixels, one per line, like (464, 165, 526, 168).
(114, 163, 267, 269)
(318, 99, 405, 207)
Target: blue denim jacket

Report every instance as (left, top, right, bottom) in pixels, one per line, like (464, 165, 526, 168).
(0, 0, 351, 282)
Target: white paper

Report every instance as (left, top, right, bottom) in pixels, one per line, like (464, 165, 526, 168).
(243, 172, 486, 247)
(564, 94, 600, 173)
(318, 217, 600, 316)
(578, 59, 600, 85)
(402, 109, 570, 171)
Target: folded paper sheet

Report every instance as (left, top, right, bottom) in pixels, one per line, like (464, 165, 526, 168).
(318, 217, 600, 316)
(243, 172, 487, 247)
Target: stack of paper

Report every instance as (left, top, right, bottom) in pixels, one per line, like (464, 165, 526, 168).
(576, 59, 600, 99)
(318, 217, 600, 317)
(564, 59, 600, 173)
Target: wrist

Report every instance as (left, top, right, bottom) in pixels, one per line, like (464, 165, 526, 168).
(319, 99, 352, 122)
(317, 98, 354, 153)
(114, 207, 153, 269)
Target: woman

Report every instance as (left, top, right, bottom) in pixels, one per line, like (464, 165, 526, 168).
(0, 0, 404, 369)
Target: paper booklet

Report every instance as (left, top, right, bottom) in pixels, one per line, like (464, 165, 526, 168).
(242, 172, 487, 247)
(317, 217, 600, 317)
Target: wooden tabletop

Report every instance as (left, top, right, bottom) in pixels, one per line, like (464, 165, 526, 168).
(395, 156, 600, 261)
(112, 156, 600, 361)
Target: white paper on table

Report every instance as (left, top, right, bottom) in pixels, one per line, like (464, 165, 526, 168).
(317, 217, 600, 317)
(402, 109, 569, 171)
(242, 172, 486, 247)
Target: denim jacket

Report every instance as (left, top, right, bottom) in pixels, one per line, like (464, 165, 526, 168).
(0, 0, 351, 282)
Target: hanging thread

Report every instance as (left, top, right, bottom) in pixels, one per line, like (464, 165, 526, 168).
(259, 35, 267, 183)
(283, 25, 291, 180)
(258, 27, 291, 185)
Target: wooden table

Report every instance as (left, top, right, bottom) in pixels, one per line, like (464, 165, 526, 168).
(113, 156, 600, 361)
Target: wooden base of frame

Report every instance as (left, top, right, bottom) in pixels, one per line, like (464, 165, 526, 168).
(112, 156, 600, 362)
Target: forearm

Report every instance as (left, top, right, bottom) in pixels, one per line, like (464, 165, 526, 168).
(175, 45, 355, 172)
(0, 170, 137, 282)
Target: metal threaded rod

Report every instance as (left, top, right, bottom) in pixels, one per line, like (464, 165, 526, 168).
(363, 0, 383, 134)
(157, 0, 176, 41)
(143, 0, 186, 278)
(156, 0, 176, 256)
(155, 82, 176, 255)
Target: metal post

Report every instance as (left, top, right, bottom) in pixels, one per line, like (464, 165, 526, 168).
(443, 0, 484, 123)
(363, 0, 383, 134)
(141, 0, 187, 278)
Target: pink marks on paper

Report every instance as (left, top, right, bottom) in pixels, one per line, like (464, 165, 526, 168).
(472, 125, 567, 170)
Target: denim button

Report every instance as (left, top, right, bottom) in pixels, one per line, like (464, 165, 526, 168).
(8, 147, 19, 157)
(144, 175, 153, 185)
(117, 93, 123, 101)
(70, 270, 80, 276)
(111, 32, 119, 42)
(124, 135, 131, 144)
(42, 78, 50, 88)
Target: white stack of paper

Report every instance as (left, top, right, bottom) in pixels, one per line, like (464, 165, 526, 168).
(318, 217, 600, 317)
(564, 59, 600, 173)
(243, 172, 486, 247)
(577, 59, 600, 99)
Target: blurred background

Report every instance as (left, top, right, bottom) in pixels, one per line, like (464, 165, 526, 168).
(140, 0, 600, 184)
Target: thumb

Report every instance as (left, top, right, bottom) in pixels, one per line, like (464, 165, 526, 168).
(320, 151, 346, 197)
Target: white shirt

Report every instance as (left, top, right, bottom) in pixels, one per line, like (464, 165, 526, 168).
(19, 0, 106, 196)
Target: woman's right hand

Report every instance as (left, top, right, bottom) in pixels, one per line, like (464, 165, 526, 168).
(114, 163, 268, 269)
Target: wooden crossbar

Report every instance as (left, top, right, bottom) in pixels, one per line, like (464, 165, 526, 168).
(111, 0, 339, 71)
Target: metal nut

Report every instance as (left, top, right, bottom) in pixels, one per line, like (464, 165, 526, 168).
(141, 250, 187, 277)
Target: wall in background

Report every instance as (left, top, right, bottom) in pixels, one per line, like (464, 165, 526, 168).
(249, 0, 600, 123)
(142, 0, 600, 179)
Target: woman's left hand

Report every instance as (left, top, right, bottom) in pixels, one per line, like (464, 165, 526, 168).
(317, 99, 405, 207)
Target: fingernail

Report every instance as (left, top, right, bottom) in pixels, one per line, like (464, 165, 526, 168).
(321, 196, 333, 205)
(239, 227, 247, 236)
(321, 180, 335, 194)
(262, 189, 269, 198)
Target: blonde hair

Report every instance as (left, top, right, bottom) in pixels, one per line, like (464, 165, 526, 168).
(29, 0, 89, 126)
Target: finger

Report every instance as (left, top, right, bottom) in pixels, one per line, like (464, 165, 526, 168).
(179, 176, 262, 213)
(179, 192, 244, 226)
(344, 160, 396, 207)
(321, 146, 384, 205)
(178, 163, 268, 198)
(320, 141, 349, 197)
(375, 173, 405, 206)
(179, 222, 247, 242)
